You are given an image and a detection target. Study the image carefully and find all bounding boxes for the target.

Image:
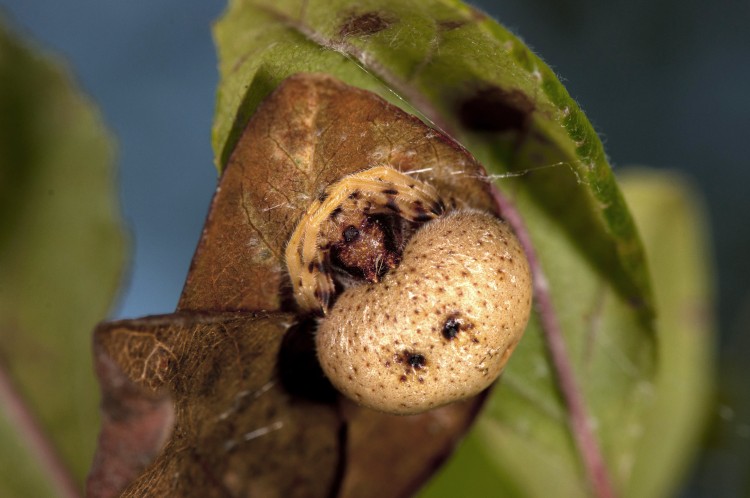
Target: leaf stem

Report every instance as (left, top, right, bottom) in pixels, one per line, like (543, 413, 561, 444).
(0, 361, 82, 498)
(490, 188, 617, 498)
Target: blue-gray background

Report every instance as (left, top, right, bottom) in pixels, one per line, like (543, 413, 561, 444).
(1, 1, 748, 496)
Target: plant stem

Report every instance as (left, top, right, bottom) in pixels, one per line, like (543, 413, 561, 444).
(491, 187, 617, 498)
(0, 362, 82, 498)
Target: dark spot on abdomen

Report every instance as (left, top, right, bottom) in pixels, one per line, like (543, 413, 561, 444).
(407, 352, 426, 369)
(441, 312, 473, 340)
(442, 316, 461, 339)
(395, 350, 427, 373)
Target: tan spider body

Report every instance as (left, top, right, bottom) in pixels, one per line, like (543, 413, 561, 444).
(285, 166, 445, 315)
(285, 165, 532, 414)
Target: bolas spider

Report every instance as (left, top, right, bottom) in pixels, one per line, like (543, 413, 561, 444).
(285, 165, 532, 414)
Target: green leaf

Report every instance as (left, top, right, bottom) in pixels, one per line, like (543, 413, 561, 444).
(213, 0, 663, 495)
(618, 169, 714, 498)
(421, 168, 715, 497)
(0, 17, 126, 495)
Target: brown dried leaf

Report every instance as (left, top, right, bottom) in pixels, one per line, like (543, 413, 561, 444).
(90, 74, 501, 497)
(90, 312, 341, 498)
(178, 73, 497, 312)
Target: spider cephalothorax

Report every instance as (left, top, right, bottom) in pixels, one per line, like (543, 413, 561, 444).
(284, 166, 445, 315)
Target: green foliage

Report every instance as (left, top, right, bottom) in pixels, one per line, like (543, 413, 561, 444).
(618, 170, 714, 498)
(422, 168, 714, 497)
(0, 18, 125, 495)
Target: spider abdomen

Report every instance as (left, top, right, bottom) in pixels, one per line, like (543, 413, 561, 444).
(315, 210, 532, 414)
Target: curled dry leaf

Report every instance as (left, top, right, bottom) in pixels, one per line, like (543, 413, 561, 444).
(89, 74, 515, 497)
(88, 312, 341, 498)
(178, 73, 498, 312)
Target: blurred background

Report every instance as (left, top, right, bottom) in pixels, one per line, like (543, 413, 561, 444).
(0, 0, 747, 495)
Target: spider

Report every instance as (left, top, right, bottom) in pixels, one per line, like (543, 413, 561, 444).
(285, 166, 446, 315)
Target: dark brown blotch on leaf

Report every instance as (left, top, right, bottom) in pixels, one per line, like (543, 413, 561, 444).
(339, 11, 394, 38)
(458, 86, 535, 133)
(438, 20, 467, 31)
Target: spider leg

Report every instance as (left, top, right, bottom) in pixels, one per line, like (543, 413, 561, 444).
(314, 250, 336, 312)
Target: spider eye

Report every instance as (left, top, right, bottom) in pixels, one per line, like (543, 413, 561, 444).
(343, 225, 360, 243)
